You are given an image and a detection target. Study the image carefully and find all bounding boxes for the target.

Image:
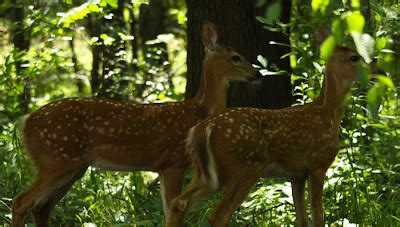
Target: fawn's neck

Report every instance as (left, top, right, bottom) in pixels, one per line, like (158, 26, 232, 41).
(192, 64, 229, 115)
(315, 67, 352, 126)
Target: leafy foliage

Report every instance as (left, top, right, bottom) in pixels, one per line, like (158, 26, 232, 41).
(245, 0, 400, 226)
(1, 0, 186, 225)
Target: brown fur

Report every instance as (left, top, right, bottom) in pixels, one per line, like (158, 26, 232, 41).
(11, 22, 260, 227)
(167, 46, 363, 227)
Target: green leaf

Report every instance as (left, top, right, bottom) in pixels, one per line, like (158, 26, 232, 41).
(375, 37, 387, 50)
(257, 55, 268, 68)
(332, 18, 346, 44)
(256, 0, 266, 7)
(264, 1, 282, 25)
(366, 74, 392, 119)
(311, 0, 330, 14)
(100, 33, 109, 41)
(375, 75, 394, 88)
(320, 35, 336, 59)
(357, 63, 370, 87)
(99, 33, 115, 45)
(88, 4, 100, 12)
(157, 33, 174, 42)
(90, 37, 99, 45)
(367, 84, 383, 119)
(290, 54, 297, 68)
(59, 2, 96, 27)
(345, 11, 365, 32)
(351, 0, 360, 9)
(157, 91, 166, 100)
(377, 51, 396, 74)
(99, 0, 108, 7)
(351, 32, 374, 64)
(106, 0, 118, 8)
(256, 16, 269, 24)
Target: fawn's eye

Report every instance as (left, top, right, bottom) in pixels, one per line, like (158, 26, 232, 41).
(232, 55, 242, 63)
(349, 55, 360, 63)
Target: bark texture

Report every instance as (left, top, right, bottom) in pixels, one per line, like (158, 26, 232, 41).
(11, 0, 31, 113)
(186, 0, 292, 109)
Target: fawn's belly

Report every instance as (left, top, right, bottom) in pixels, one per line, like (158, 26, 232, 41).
(91, 158, 145, 171)
(262, 162, 306, 178)
(88, 143, 186, 171)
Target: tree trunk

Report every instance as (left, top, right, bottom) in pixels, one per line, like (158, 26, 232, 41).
(360, 0, 371, 21)
(11, 0, 31, 113)
(87, 15, 102, 95)
(138, 0, 167, 42)
(136, 0, 170, 98)
(185, 0, 292, 109)
(130, 6, 139, 71)
(98, 0, 128, 99)
(69, 36, 84, 94)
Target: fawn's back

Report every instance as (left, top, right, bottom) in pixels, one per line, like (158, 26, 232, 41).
(198, 104, 340, 184)
(22, 98, 206, 171)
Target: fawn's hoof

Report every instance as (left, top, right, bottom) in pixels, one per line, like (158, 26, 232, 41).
(172, 198, 187, 212)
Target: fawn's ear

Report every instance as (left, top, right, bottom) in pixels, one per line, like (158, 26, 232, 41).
(201, 21, 218, 51)
(315, 27, 331, 47)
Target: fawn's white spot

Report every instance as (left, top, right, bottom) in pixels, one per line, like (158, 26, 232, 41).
(97, 128, 105, 134)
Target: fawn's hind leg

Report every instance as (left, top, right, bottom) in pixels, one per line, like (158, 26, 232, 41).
(12, 165, 87, 227)
(167, 173, 216, 227)
(32, 166, 88, 226)
(207, 174, 259, 227)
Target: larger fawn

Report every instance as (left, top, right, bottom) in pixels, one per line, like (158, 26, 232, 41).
(12, 22, 260, 226)
(167, 29, 367, 227)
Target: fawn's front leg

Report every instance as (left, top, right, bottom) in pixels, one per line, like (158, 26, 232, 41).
(308, 169, 326, 227)
(159, 167, 186, 221)
(291, 177, 308, 227)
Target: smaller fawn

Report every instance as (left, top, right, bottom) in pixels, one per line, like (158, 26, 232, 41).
(167, 29, 368, 227)
(12, 22, 260, 226)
